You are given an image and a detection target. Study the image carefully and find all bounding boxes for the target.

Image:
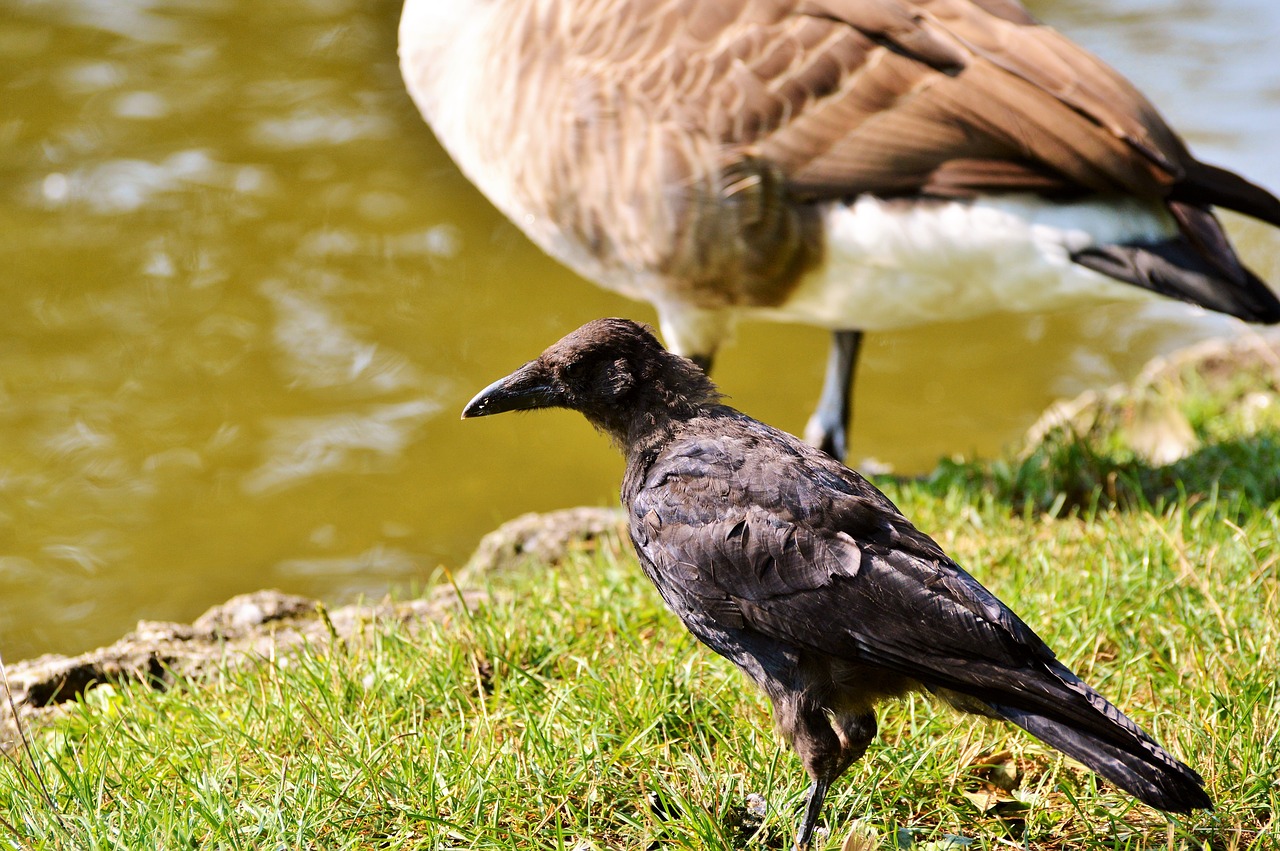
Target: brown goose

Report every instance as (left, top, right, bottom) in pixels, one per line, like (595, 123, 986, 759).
(400, 0, 1280, 459)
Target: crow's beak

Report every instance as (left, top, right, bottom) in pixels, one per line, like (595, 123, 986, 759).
(461, 361, 562, 419)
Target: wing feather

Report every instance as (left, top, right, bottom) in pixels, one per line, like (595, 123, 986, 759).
(580, 0, 1190, 198)
(626, 415, 1121, 737)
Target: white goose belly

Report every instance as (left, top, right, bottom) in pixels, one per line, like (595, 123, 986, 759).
(752, 194, 1178, 332)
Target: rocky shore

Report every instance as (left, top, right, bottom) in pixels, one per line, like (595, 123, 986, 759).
(1, 506, 627, 753)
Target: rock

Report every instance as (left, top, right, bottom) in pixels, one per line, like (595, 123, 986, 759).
(461, 506, 628, 580)
(191, 589, 317, 639)
(1025, 330, 1280, 465)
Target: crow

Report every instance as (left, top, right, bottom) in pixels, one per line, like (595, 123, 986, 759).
(462, 318, 1211, 849)
(405, 0, 1280, 460)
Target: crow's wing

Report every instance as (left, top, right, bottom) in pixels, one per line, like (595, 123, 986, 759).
(627, 413, 1207, 808)
(625, 416, 1128, 739)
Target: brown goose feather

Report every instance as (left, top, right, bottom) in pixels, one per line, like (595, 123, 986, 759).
(405, 0, 1275, 307)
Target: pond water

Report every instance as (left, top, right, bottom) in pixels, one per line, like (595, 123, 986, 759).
(2, 0, 1278, 661)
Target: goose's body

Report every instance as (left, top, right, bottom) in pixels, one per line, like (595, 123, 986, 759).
(400, 0, 1280, 457)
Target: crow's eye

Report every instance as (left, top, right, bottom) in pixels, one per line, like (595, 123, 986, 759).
(561, 358, 607, 390)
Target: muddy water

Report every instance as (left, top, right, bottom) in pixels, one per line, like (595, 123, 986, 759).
(1, 0, 1277, 660)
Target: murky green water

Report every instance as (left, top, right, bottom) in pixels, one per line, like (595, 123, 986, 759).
(2, 0, 1278, 661)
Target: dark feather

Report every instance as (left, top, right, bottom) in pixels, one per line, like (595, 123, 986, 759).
(1176, 161, 1280, 227)
(622, 403, 1211, 812)
(1072, 240, 1280, 324)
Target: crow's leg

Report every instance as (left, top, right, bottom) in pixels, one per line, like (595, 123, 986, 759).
(804, 330, 863, 461)
(781, 699, 877, 850)
(796, 777, 831, 851)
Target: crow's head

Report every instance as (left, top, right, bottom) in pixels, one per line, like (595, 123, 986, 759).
(462, 318, 720, 441)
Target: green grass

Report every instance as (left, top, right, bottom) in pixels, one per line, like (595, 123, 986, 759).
(932, 341, 1280, 517)
(2, 415, 1279, 848)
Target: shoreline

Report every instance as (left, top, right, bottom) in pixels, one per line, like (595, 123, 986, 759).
(5, 328, 1279, 752)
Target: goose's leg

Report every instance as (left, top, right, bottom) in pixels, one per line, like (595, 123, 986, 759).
(804, 330, 863, 461)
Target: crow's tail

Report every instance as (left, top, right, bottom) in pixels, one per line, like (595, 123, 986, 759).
(986, 668, 1211, 812)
